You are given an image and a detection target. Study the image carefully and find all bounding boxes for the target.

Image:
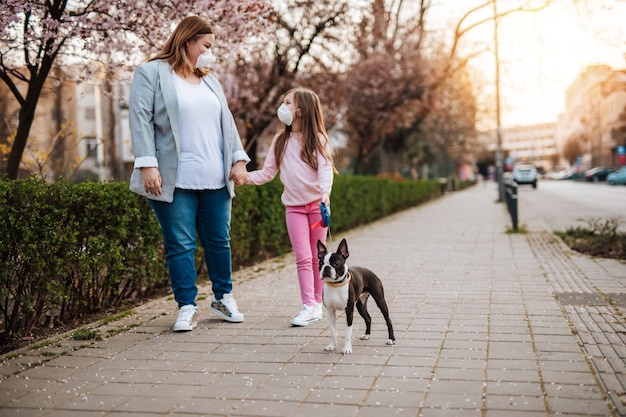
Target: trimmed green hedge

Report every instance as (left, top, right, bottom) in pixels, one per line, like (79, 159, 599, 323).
(328, 176, 443, 231)
(1, 175, 459, 341)
(230, 176, 447, 263)
(0, 178, 167, 340)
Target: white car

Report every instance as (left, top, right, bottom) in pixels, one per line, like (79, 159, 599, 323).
(512, 164, 538, 188)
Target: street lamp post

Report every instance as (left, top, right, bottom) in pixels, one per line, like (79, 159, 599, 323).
(493, 0, 505, 202)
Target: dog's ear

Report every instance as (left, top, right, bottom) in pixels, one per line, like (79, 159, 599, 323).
(316, 240, 327, 259)
(338, 239, 349, 259)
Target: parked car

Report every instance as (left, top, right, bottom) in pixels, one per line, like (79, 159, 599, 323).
(550, 169, 585, 180)
(546, 169, 567, 180)
(512, 164, 537, 188)
(606, 166, 626, 185)
(585, 167, 615, 182)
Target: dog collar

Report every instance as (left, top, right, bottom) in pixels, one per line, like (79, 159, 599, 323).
(325, 271, 350, 288)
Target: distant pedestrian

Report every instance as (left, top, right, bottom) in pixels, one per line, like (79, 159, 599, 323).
(245, 87, 337, 326)
(128, 15, 250, 332)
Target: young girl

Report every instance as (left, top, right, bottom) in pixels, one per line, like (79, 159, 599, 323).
(246, 87, 337, 326)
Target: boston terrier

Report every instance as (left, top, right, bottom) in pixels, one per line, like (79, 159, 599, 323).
(317, 238, 395, 355)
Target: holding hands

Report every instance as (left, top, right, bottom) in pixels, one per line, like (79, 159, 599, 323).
(230, 160, 248, 186)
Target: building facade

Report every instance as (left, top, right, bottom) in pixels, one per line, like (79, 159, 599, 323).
(480, 65, 626, 173)
(0, 68, 132, 181)
(481, 122, 558, 173)
(501, 123, 558, 172)
(556, 65, 626, 169)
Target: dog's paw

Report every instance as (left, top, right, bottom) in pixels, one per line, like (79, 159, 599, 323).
(342, 343, 352, 355)
(324, 344, 336, 352)
(386, 339, 396, 345)
(360, 334, 370, 340)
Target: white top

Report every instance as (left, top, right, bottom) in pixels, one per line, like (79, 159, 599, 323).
(172, 73, 225, 189)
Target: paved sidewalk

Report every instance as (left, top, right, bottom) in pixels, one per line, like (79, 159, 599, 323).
(1, 184, 625, 416)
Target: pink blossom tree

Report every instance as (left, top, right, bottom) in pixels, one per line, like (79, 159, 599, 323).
(0, 0, 272, 180)
(224, 0, 353, 170)
(341, 0, 551, 175)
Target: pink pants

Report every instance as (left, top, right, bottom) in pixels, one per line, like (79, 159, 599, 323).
(285, 201, 328, 307)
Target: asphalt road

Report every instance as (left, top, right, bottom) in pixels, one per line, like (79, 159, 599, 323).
(508, 178, 626, 233)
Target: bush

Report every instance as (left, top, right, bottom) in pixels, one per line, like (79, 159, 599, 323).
(230, 178, 290, 264)
(231, 176, 446, 262)
(329, 176, 443, 232)
(0, 177, 167, 340)
(556, 217, 625, 260)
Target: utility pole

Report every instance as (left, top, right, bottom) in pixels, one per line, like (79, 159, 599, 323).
(493, 0, 505, 202)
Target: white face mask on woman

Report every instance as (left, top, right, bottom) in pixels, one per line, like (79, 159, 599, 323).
(277, 103, 296, 126)
(195, 44, 216, 68)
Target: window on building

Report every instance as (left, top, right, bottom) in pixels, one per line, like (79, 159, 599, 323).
(84, 137, 98, 159)
(85, 107, 95, 120)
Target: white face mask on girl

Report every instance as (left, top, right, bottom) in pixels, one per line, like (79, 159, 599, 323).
(195, 44, 216, 68)
(277, 103, 296, 126)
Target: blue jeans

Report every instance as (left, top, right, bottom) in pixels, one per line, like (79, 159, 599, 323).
(149, 187, 233, 307)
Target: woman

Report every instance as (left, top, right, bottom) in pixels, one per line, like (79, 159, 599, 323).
(129, 15, 249, 332)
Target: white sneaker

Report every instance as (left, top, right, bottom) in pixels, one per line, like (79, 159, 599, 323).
(173, 305, 198, 332)
(314, 302, 324, 318)
(211, 294, 244, 323)
(291, 304, 322, 327)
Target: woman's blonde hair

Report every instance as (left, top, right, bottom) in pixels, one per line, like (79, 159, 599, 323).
(150, 15, 213, 77)
(274, 88, 337, 173)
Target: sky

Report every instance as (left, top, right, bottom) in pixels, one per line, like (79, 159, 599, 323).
(429, 0, 626, 128)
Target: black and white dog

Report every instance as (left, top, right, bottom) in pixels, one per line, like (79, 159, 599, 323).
(317, 239, 395, 355)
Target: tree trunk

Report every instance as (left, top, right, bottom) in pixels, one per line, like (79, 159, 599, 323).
(380, 148, 400, 174)
(245, 130, 259, 171)
(105, 81, 122, 180)
(5, 63, 52, 180)
(353, 144, 365, 175)
(6, 101, 37, 180)
(50, 79, 66, 178)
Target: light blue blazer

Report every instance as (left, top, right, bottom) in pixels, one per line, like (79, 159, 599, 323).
(128, 60, 250, 202)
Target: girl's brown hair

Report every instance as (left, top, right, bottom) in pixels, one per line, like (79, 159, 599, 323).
(274, 88, 337, 173)
(150, 15, 213, 77)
